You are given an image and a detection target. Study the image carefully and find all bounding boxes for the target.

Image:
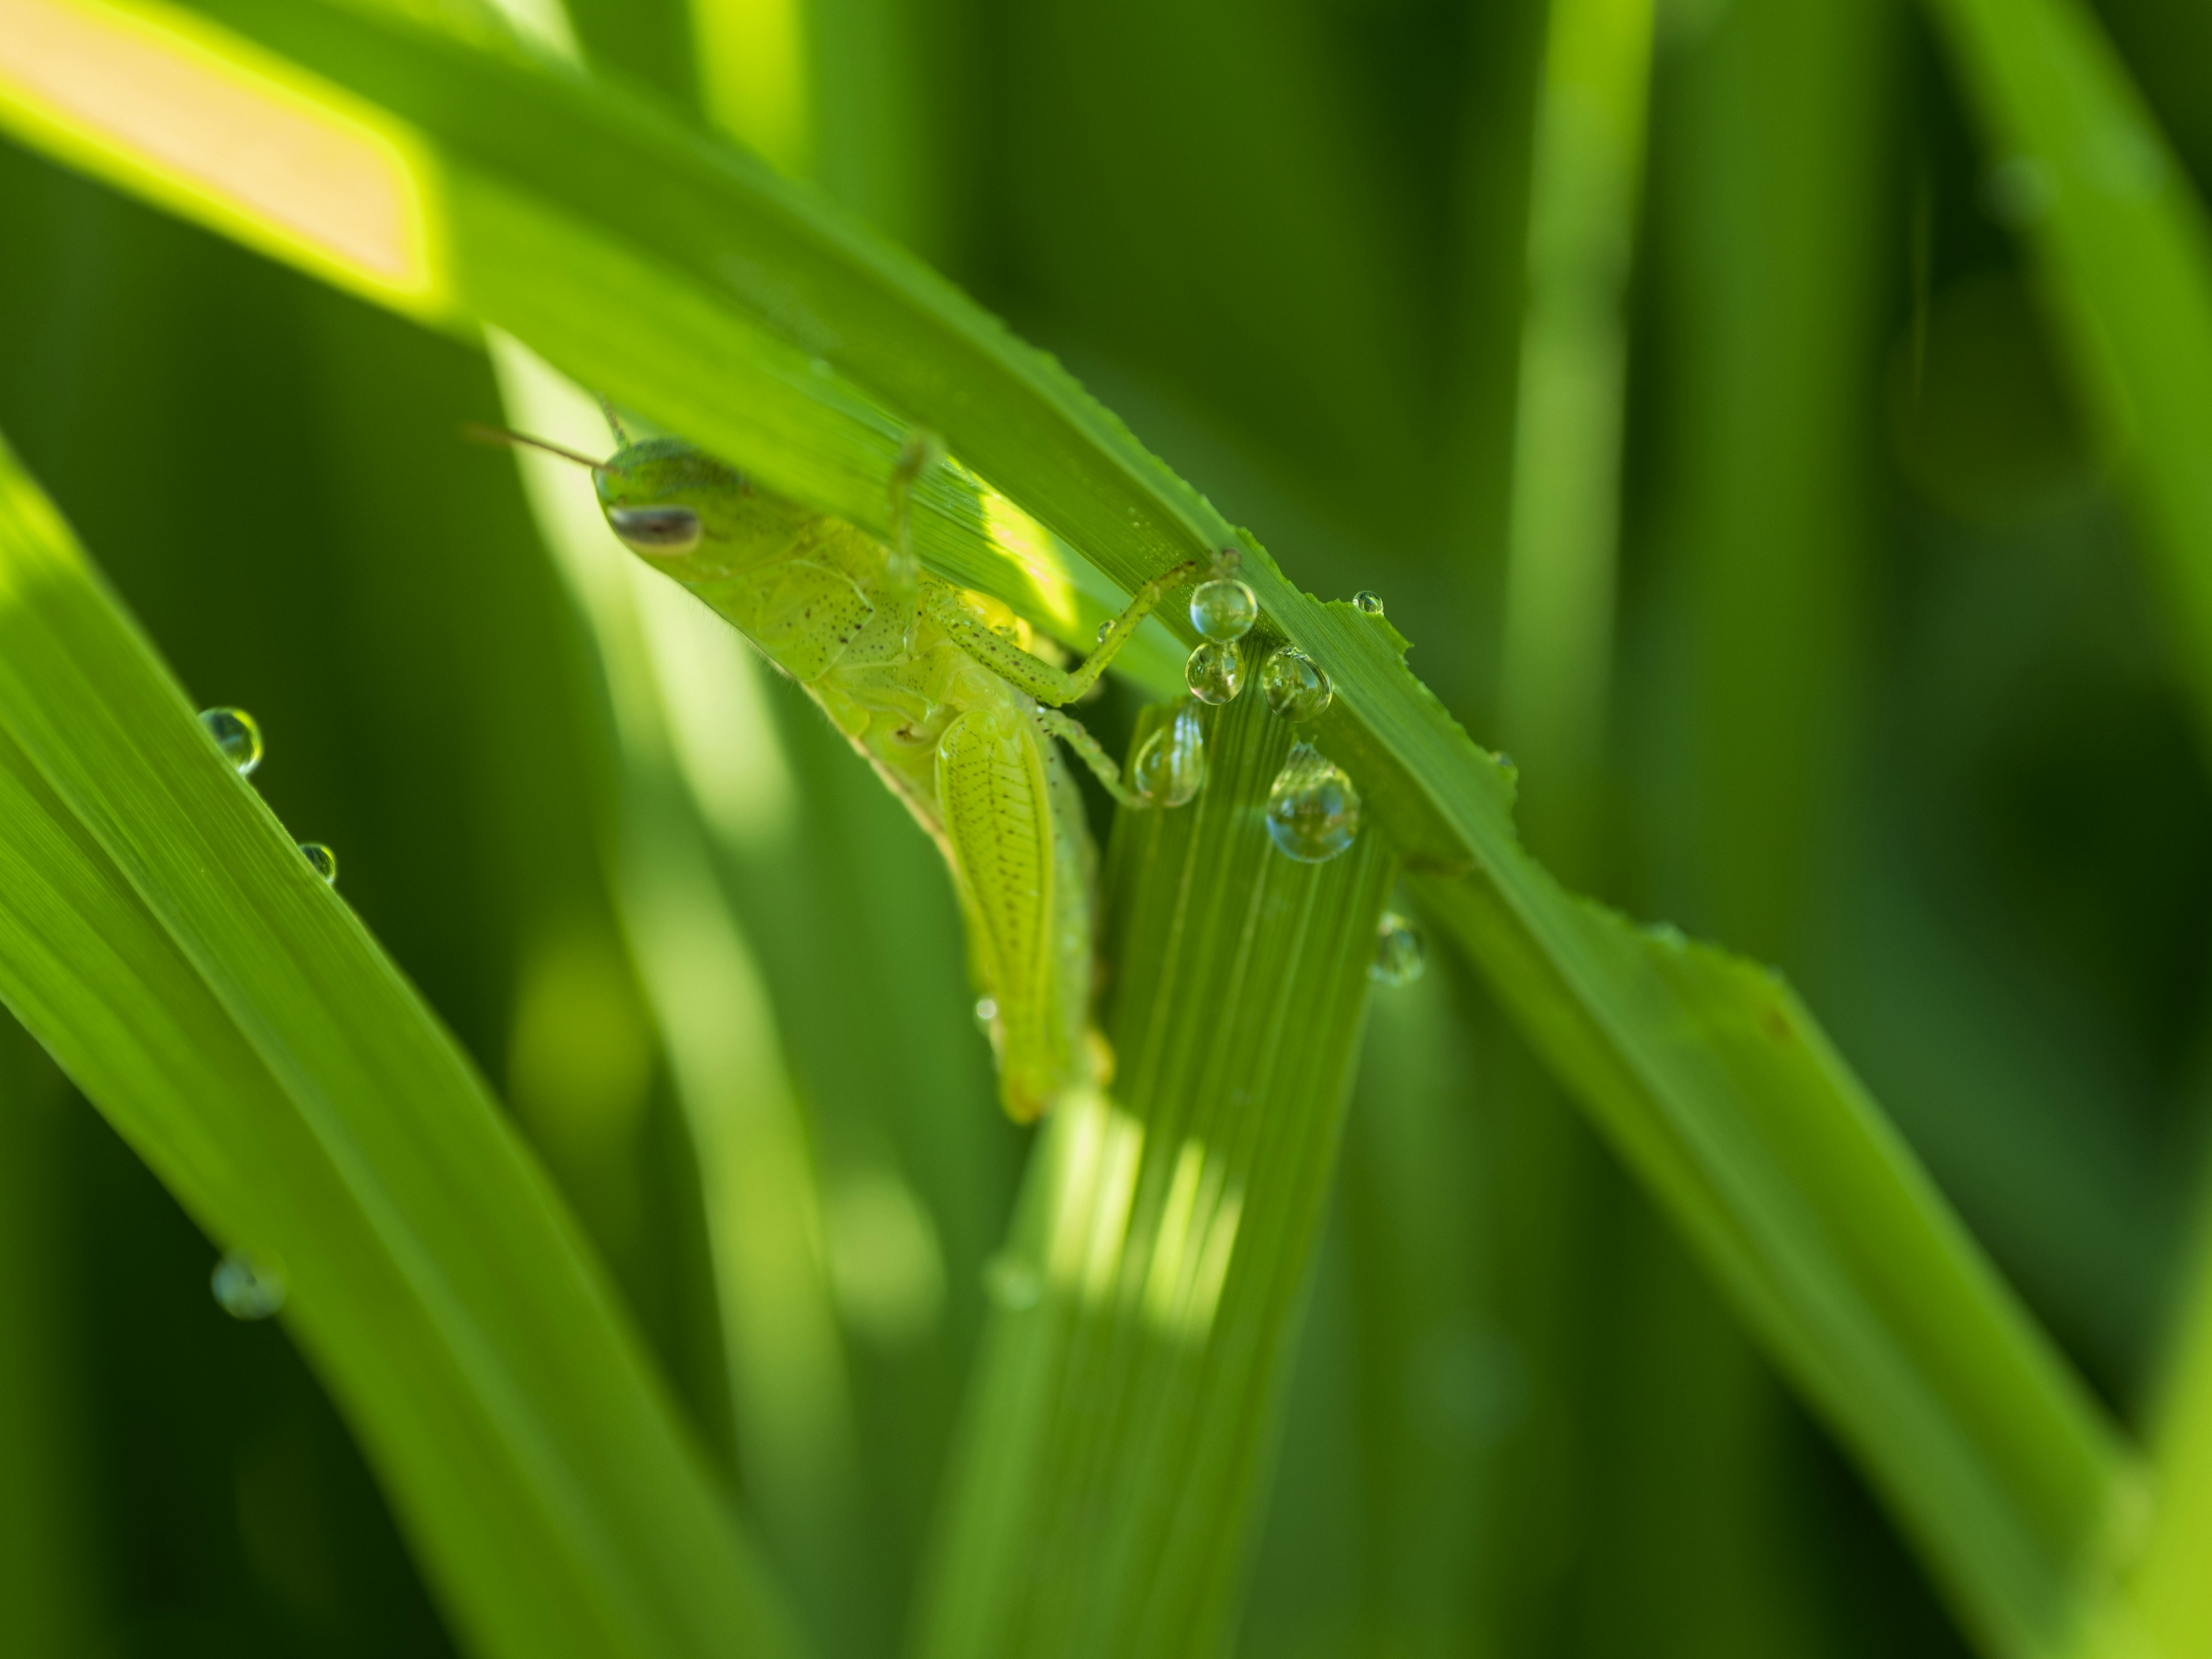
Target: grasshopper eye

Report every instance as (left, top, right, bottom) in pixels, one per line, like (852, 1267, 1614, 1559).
(608, 505, 703, 556)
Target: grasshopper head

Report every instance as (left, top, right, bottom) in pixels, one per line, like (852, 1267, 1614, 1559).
(592, 438, 806, 569)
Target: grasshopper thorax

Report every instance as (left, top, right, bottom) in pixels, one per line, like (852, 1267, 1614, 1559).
(592, 437, 809, 570)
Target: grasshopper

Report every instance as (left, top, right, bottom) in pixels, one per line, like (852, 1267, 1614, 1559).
(486, 415, 1199, 1122)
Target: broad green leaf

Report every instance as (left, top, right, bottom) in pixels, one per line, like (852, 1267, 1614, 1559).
(0, 427, 800, 1659)
(921, 689, 1397, 1657)
(0, 2, 2145, 1650)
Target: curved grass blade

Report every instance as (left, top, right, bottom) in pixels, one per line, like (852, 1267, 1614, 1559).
(0, 427, 802, 1659)
(0, 4, 2149, 1649)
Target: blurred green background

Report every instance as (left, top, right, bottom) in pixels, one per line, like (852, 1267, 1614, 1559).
(2, 0, 2208, 1653)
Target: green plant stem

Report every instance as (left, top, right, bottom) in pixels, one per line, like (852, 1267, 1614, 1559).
(1495, 0, 1653, 876)
(918, 684, 1397, 1659)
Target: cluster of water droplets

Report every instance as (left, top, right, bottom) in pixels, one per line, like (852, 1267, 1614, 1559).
(1372, 912, 1426, 986)
(211, 1249, 286, 1320)
(1185, 552, 1257, 706)
(198, 707, 339, 885)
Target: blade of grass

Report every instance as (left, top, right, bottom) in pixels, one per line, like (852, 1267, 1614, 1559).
(0, 6, 2147, 1649)
(0, 427, 802, 1659)
(1917, 0, 2212, 749)
(919, 684, 1397, 1658)
(1914, 1, 2212, 1650)
(0, 1014, 99, 1658)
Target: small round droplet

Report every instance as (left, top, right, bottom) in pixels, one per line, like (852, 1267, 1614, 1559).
(300, 843, 339, 884)
(1132, 704, 1206, 808)
(1185, 641, 1244, 704)
(211, 1250, 286, 1320)
(1266, 743, 1361, 863)
(1260, 646, 1332, 722)
(1372, 912, 1426, 986)
(1494, 752, 1517, 776)
(1353, 590, 1386, 617)
(983, 1252, 1043, 1312)
(1644, 921, 1687, 952)
(974, 995, 999, 1032)
(1096, 620, 1114, 648)
(1189, 577, 1258, 643)
(199, 707, 263, 775)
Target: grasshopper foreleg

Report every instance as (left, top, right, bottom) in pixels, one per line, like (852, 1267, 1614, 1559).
(924, 559, 1203, 706)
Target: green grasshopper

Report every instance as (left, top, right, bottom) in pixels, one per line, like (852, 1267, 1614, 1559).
(486, 415, 1199, 1123)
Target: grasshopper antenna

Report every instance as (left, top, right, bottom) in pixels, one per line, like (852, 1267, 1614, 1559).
(461, 423, 607, 469)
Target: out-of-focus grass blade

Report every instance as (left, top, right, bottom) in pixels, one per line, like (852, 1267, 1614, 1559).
(1916, 1, 2212, 1650)
(921, 687, 1397, 1658)
(0, 1014, 98, 1658)
(1418, 872, 2135, 1659)
(0, 429, 800, 1659)
(0, 5, 2148, 1649)
(1919, 0, 2212, 746)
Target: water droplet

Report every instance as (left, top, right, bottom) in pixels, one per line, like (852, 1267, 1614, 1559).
(1185, 641, 1244, 704)
(199, 707, 263, 775)
(212, 1250, 286, 1320)
(1353, 590, 1386, 617)
(1372, 912, 1426, 986)
(1260, 645, 1332, 722)
(300, 843, 339, 884)
(1494, 751, 1517, 775)
(1188, 577, 1258, 642)
(1132, 704, 1206, 808)
(983, 1252, 1043, 1311)
(1644, 921, 1687, 952)
(974, 995, 999, 1032)
(1266, 743, 1361, 863)
(1095, 619, 1113, 648)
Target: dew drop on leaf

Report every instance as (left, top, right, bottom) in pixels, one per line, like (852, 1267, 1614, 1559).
(1266, 743, 1360, 863)
(1185, 641, 1244, 704)
(211, 1250, 286, 1320)
(199, 707, 263, 775)
(1189, 577, 1258, 643)
(1260, 646, 1332, 722)
(1372, 912, 1426, 986)
(300, 843, 339, 884)
(1133, 704, 1206, 808)
(1353, 590, 1385, 617)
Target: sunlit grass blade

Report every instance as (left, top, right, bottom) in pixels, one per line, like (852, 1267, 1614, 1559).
(0, 429, 801, 1659)
(0, 6, 2151, 1649)
(920, 688, 1397, 1658)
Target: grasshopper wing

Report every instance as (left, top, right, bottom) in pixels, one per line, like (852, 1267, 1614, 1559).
(936, 707, 1078, 1122)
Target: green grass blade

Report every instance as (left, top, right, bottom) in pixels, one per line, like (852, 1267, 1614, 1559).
(1918, 0, 2212, 746)
(0, 1016, 99, 1657)
(1495, 0, 1653, 869)
(0, 6, 2150, 1649)
(0, 428, 801, 1659)
(1419, 870, 2137, 1658)
(919, 688, 1397, 1658)
(1914, 1, 2212, 1649)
